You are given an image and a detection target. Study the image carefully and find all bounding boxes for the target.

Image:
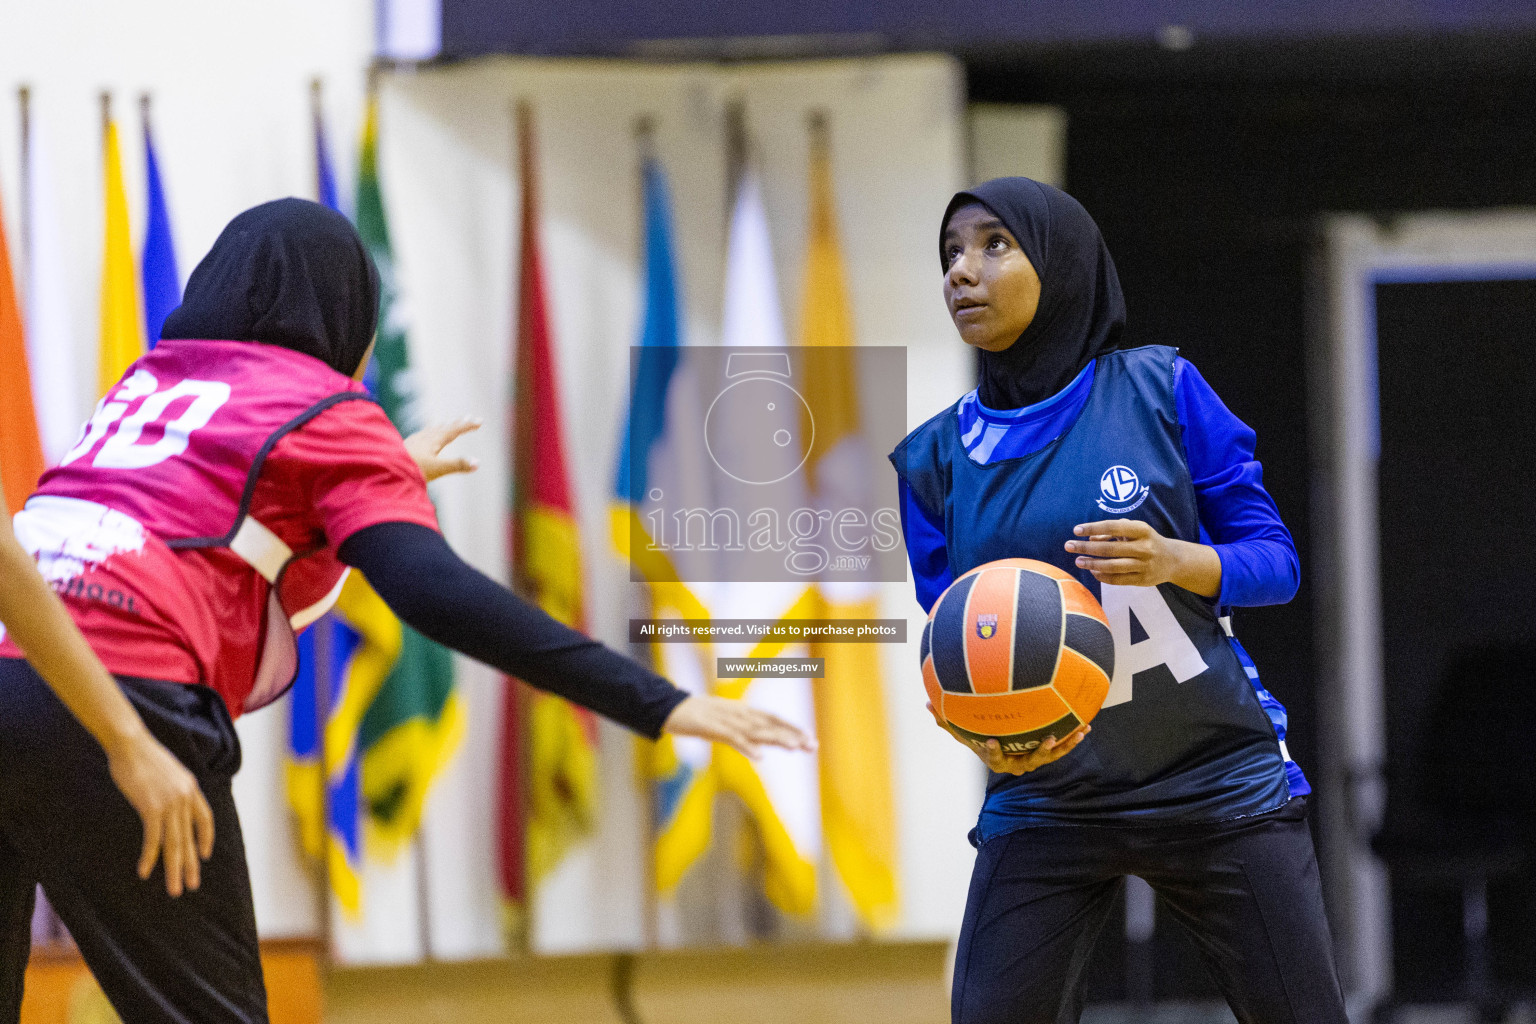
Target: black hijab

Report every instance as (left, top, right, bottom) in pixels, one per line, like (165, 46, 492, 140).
(940, 177, 1125, 410)
(161, 198, 380, 377)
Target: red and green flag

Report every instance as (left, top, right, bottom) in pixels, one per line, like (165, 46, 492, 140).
(498, 102, 600, 936)
(352, 93, 466, 852)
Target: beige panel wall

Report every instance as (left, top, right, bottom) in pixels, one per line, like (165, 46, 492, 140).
(373, 54, 984, 960)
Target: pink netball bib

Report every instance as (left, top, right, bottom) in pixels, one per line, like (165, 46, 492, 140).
(27, 340, 373, 711)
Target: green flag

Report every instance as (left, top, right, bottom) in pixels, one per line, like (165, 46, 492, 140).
(354, 93, 464, 848)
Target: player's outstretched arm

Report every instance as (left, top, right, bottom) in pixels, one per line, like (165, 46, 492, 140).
(337, 521, 815, 757)
(0, 480, 214, 896)
(661, 693, 816, 759)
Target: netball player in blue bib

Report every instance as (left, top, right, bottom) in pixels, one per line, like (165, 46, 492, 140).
(890, 178, 1347, 1023)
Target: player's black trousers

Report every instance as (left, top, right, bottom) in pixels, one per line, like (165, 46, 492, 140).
(951, 796, 1348, 1024)
(0, 659, 268, 1024)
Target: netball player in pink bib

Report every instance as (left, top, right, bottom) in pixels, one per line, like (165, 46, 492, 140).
(0, 199, 811, 1024)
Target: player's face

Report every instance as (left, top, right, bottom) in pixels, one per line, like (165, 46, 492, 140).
(942, 204, 1041, 353)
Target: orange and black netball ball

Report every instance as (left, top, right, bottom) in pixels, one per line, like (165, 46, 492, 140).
(921, 558, 1114, 754)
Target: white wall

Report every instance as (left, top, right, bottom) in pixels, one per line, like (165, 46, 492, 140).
(969, 104, 1068, 187)
(0, 0, 375, 434)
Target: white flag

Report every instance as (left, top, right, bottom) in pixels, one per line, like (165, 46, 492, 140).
(707, 166, 821, 916)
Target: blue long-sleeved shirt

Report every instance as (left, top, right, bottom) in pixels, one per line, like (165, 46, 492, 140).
(897, 356, 1299, 615)
(897, 354, 1308, 800)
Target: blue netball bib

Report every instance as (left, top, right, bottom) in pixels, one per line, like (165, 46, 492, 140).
(891, 346, 1290, 831)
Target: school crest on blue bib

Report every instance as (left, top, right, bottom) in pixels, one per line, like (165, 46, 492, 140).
(1097, 464, 1150, 514)
(976, 613, 998, 639)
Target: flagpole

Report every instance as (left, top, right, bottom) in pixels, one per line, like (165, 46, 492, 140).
(15, 83, 44, 938)
(313, 616, 336, 963)
(304, 75, 338, 963)
(807, 108, 829, 166)
(804, 106, 837, 942)
(632, 113, 661, 955)
(355, 68, 434, 958)
(719, 98, 780, 941)
(309, 77, 324, 200)
(506, 97, 535, 955)
(635, 114, 657, 164)
(724, 98, 748, 217)
(17, 87, 31, 299)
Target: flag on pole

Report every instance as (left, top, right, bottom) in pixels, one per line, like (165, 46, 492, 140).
(0, 175, 44, 514)
(705, 158, 822, 917)
(21, 91, 81, 465)
(351, 92, 464, 853)
(500, 104, 600, 918)
(313, 83, 342, 214)
(284, 629, 327, 888)
(798, 118, 898, 930)
(98, 99, 145, 396)
(614, 140, 823, 914)
(306, 580, 402, 914)
(287, 574, 415, 915)
(285, 76, 346, 823)
(610, 152, 718, 903)
(285, 91, 463, 916)
(616, 140, 822, 917)
(139, 98, 179, 349)
(285, 87, 367, 914)
(609, 153, 698, 597)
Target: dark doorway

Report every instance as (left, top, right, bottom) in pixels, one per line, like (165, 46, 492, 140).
(966, 39, 1536, 1000)
(1374, 277, 1536, 999)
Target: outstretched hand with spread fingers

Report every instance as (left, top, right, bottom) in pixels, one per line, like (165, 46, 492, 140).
(404, 417, 482, 482)
(662, 695, 817, 760)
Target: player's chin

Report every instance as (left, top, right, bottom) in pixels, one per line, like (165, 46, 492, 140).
(954, 321, 1005, 351)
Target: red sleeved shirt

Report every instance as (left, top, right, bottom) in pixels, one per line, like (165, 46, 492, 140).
(0, 400, 438, 716)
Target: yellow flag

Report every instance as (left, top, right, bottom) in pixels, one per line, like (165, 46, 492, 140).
(99, 115, 144, 396)
(799, 121, 899, 930)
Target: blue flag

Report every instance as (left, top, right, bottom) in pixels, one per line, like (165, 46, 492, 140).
(140, 116, 179, 349)
(315, 107, 341, 213)
(286, 97, 371, 914)
(609, 157, 719, 896)
(285, 580, 394, 915)
(313, 102, 378, 396)
(612, 158, 681, 508)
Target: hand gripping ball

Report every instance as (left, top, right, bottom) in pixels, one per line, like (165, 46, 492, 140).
(921, 558, 1114, 755)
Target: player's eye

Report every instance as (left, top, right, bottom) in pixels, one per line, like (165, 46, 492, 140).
(943, 243, 964, 267)
(986, 234, 1009, 252)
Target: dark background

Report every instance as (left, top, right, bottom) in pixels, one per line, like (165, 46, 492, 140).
(439, 2, 1536, 58)
(1374, 279, 1536, 996)
(969, 38, 1536, 999)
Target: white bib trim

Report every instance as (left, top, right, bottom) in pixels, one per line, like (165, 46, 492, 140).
(227, 516, 293, 585)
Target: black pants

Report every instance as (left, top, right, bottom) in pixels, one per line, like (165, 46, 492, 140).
(951, 797, 1348, 1024)
(0, 659, 267, 1024)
